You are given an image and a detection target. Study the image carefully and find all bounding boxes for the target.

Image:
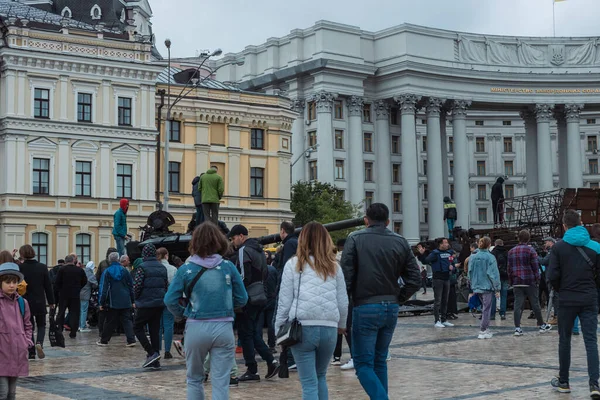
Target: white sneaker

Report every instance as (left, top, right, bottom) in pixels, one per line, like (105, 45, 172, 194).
(442, 321, 454, 327)
(79, 328, 91, 333)
(434, 321, 445, 328)
(477, 330, 493, 339)
(340, 359, 354, 370)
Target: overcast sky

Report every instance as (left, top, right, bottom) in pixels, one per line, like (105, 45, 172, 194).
(151, 0, 600, 58)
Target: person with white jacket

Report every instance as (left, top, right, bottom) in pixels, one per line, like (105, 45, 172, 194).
(276, 222, 349, 400)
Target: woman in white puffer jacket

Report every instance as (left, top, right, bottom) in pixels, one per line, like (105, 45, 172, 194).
(276, 222, 349, 400)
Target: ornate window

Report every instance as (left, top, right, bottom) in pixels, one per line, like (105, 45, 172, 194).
(76, 234, 91, 264)
(32, 233, 48, 265)
(91, 4, 102, 20)
(61, 7, 72, 18)
(250, 168, 264, 197)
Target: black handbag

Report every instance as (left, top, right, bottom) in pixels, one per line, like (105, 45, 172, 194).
(48, 308, 65, 348)
(276, 269, 303, 347)
(239, 247, 267, 306)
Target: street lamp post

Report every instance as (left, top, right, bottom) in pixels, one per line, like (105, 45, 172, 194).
(162, 39, 222, 211)
(291, 144, 319, 167)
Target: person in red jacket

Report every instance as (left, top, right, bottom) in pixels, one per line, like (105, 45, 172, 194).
(113, 199, 129, 256)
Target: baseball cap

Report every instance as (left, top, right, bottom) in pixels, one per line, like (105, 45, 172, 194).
(228, 225, 249, 238)
(543, 237, 556, 244)
(0, 262, 24, 282)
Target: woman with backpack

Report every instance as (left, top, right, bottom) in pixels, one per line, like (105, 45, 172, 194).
(0, 262, 33, 400)
(164, 222, 248, 400)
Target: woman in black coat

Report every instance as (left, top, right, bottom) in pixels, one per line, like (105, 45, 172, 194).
(18, 245, 55, 359)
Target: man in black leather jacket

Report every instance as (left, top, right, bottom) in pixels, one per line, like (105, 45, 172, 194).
(341, 203, 421, 399)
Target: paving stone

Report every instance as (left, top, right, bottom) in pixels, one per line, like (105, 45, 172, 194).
(19, 312, 596, 399)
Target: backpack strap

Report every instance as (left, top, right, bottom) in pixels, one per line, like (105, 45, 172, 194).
(577, 246, 595, 268)
(185, 266, 208, 300)
(17, 296, 25, 318)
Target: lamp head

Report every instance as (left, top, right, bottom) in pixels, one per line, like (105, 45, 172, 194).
(164, 38, 171, 49)
(211, 48, 223, 57)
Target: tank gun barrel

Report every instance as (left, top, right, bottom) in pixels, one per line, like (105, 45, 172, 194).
(257, 217, 365, 245)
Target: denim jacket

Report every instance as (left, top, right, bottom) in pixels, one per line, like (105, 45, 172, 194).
(163, 258, 248, 320)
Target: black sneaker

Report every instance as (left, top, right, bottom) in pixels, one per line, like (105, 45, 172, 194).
(591, 383, 600, 399)
(164, 351, 173, 359)
(238, 371, 260, 382)
(143, 352, 161, 368)
(230, 377, 239, 387)
(28, 353, 35, 360)
(501, 315, 506, 321)
(528, 312, 535, 319)
(551, 377, 571, 393)
(590, 383, 600, 400)
(265, 361, 280, 379)
(150, 360, 161, 370)
(331, 357, 341, 366)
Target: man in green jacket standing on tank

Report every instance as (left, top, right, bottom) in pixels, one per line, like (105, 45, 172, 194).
(199, 166, 224, 225)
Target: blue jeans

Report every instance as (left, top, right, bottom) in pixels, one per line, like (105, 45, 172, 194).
(159, 308, 175, 353)
(80, 300, 89, 330)
(446, 219, 455, 239)
(491, 280, 509, 318)
(195, 206, 204, 226)
(114, 236, 125, 256)
(290, 326, 337, 400)
(185, 321, 235, 400)
(573, 316, 580, 334)
(352, 302, 399, 400)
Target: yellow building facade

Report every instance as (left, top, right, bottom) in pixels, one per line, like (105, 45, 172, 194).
(156, 68, 296, 237)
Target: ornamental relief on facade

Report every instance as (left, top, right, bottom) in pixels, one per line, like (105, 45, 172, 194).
(457, 35, 600, 66)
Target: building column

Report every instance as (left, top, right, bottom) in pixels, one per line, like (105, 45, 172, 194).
(556, 113, 568, 189)
(5, 70, 15, 116)
(440, 113, 450, 198)
(140, 146, 149, 200)
(451, 100, 471, 230)
(102, 80, 111, 125)
(347, 96, 365, 206)
(4, 135, 17, 193)
(227, 149, 241, 208)
(426, 97, 445, 239)
(375, 100, 392, 216)
(147, 146, 156, 201)
(290, 99, 306, 183)
(59, 75, 68, 121)
(534, 104, 555, 192)
(17, 71, 26, 117)
(313, 91, 336, 183)
(521, 110, 539, 194)
(565, 103, 584, 188)
(99, 142, 111, 198)
(395, 94, 421, 244)
(57, 139, 70, 196)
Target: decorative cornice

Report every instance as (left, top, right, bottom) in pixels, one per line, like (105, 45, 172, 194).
(374, 100, 390, 120)
(347, 95, 364, 116)
(290, 99, 305, 113)
(425, 97, 444, 117)
(394, 94, 421, 114)
(534, 103, 555, 123)
(450, 100, 471, 119)
(311, 91, 337, 113)
(564, 103, 584, 122)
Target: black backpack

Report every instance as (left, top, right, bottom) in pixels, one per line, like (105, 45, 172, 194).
(494, 249, 508, 279)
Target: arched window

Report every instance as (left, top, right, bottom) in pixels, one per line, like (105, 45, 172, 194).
(76, 234, 91, 264)
(91, 4, 102, 20)
(32, 232, 48, 265)
(61, 7, 72, 18)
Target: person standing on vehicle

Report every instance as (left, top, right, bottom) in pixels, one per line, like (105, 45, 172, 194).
(191, 174, 204, 227)
(443, 197, 457, 240)
(113, 199, 129, 256)
(199, 167, 224, 225)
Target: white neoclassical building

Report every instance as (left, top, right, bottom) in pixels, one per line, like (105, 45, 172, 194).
(217, 20, 600, 243)
(0, 2, 162, 264)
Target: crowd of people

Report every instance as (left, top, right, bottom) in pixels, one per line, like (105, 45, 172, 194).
(3, 201, 600, 399)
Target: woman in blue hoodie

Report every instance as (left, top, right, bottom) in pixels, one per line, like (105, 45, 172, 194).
(164, 222, 248, 400)
(468, 237, 501, 340)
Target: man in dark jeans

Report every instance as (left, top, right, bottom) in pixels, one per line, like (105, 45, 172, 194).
(54, 254, 88, 339)
(133, 244, 168, 369)
(418, 238, 455, 328)
(257, 263, 278, 352)
(18, 244, 55, 360)
(548, 210, 600, 398)
(229, 225, 280, 382)
(342, 203, 421, 399)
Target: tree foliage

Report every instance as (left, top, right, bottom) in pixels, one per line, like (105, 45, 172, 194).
(290, 181, 361, 242)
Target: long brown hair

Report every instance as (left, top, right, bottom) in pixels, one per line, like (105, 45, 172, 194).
(189, 222, 230, 258)
(296, 222, 337, 280)
(0, 250, 14, 264)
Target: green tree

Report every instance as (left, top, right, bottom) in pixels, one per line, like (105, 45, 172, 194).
(290, 181, 361, 242)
